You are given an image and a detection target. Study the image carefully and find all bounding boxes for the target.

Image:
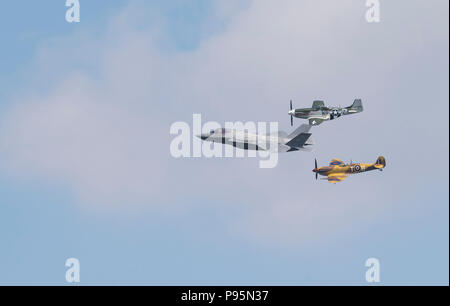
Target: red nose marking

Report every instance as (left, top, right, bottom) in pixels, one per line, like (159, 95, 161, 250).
(312, 168, 318, 173)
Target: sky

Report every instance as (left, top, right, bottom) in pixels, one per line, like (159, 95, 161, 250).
(0, 0, 448, 285)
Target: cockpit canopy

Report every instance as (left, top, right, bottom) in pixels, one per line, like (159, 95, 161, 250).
(210, 128, 228, 135)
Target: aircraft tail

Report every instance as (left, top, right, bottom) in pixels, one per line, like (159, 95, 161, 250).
(348, 99, 363, 112)
(374, 156, 386, 169)
(287, 124, 311, 140)
(285, 124, 313, 149)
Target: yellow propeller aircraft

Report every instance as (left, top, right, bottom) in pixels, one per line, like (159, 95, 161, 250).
(312, 156, 386, 183)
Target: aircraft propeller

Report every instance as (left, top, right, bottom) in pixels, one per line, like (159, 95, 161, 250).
(314, 158, 318, 180)
(290, 100, 293, 126)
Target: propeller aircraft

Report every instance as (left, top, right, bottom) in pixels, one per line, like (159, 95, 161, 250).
(288, 99, 363, 126)
(312, 156, 386, 183)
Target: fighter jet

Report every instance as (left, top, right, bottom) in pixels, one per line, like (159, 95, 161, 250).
(288, 99, 363, 126)
(197, 124, 314, 153)
(312, 156, 386, 183)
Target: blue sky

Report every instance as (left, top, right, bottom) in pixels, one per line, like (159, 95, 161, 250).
(0, 0, 448, 285)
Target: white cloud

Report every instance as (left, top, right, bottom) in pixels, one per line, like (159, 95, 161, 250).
(0, 0, 448, 244)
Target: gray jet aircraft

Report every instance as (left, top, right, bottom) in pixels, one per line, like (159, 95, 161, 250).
(197, 124, 314, 153)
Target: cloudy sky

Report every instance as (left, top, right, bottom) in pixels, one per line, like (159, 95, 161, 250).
(0, 0, 448, 285)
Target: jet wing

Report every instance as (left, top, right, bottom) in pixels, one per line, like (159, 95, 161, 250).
(326, 173, 348, 183)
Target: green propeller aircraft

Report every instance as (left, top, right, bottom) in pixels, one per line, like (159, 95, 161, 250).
(288, 99, 363, 126)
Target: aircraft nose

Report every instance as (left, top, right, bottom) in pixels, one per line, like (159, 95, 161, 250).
(196, 134, 209, 140)
(312, 168, 318, 173)
(288, 109, 295, 116)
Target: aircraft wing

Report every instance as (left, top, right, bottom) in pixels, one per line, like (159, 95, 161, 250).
(309, 118, 325, 126)
(326, 173, 348, 183)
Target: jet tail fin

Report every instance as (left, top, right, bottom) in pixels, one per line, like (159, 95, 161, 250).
(287, 124, 311, 140)
(286, 124, 312, 149)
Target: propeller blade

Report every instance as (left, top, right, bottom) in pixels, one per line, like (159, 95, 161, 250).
(290, 100, 293, 126)
(315, 158, 318, 180)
